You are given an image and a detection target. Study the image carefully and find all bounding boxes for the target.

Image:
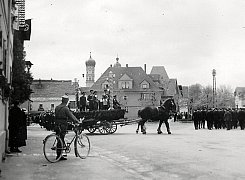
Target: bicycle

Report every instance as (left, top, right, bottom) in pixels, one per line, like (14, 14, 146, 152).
(43, 122, 90, 163)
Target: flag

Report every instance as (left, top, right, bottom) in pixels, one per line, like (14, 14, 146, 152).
(21, 19, 31, 41)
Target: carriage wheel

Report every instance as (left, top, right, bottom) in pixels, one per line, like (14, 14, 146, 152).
(98, 121, 110, 135)
(87, 127, 96, 133)
(109, 121, 117, 134)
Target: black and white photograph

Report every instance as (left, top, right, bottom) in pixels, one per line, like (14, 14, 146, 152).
(0, 0, 245, 179)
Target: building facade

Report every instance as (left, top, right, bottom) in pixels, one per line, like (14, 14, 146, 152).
(29, 79, 77, 112)
(234, 87, 245, 109)
(0, 0, 15, 161)
(83, 58, 180, 118)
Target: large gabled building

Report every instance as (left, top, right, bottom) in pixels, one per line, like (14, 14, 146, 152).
(82, 58, 180, 118)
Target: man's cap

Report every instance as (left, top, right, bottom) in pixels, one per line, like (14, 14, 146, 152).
(62, 95, 69, 99)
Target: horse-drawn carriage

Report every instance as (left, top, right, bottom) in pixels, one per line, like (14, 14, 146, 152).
(39, 109, 141, 134)
(39, 98, 176, 135)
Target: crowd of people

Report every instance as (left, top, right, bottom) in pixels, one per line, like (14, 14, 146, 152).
(79, 89, 121, 112)
(192, 108, 245, 130)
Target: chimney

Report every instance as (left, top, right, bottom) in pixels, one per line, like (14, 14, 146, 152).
(144, 64, 146, 73)
(110, 64, 112, 67)
(126, 64, 128, 68)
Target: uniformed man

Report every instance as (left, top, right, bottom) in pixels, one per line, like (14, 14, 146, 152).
(55, 95, 79, 160)
(87, 90, 95, 111)
(102, 90, 110, 110)
(238, 109, 245, 130)
(79, 92, 87, 112)
(206, 109, 213, 130)
(192, 110, 199, 130)
(224, 109, 232, 130)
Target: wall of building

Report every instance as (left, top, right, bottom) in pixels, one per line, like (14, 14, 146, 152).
(29, 95, 76, 112)
(0, 0, 14, 162)
(235, 96, 245, 109)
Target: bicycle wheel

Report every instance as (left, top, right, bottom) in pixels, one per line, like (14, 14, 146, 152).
(75, 134, 90, 159)
(43, 134, 63, 163)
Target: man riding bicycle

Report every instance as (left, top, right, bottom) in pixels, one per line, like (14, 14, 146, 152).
(55, 94, 79, 160)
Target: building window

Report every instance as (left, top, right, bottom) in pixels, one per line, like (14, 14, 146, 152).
(38, 104, 44, 111)
(51, 104, 54, 111)
(103, 83, 109, 89)
(142, 84, 148, 89)
(121, 82, 129, 89)
(124, 106, 128, 112)
(140, 93, 155, 100)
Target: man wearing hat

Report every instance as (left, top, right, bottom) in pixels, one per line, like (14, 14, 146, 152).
(87, 90, 95, 111)
(55, 94, 79, 160)
(79, 92, 87, 112)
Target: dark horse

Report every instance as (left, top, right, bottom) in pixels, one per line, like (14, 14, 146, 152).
(137, 98, 176, 134)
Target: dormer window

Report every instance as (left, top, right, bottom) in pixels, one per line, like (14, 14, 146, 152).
(142, 84, 148, 89)
(118, 73, 133, 89)
(121, 82, 130, 89)
(140, 80, 149, 89)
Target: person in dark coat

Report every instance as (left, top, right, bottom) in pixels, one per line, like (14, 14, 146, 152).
(113, 95, 121, 109)
(201, 109, 207, 129)
(55, 95, 79, 160)
(192, 110, 199, 130)
(8, 101, 26, 153)
(87, 90, 94, 111)
(224, 109, 232, 130)
(213, 109, 219, 129)
(206, 109, 213, 130)
(79, 92, 87, 112)
(93, 91, 99, 110)
(231, 109, 238, 129)
(237, 109, 245, 130)
(102, 90, 110, 110)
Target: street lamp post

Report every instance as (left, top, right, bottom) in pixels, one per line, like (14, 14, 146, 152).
(25, 60, 33, 113)
(25, 61, 33, 73)
(212, 69, 216, 108)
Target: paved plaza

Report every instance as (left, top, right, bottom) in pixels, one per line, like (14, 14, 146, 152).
(1, 120, 245, 180)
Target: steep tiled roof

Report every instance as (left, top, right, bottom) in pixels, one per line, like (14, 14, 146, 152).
(166, 79, 178, 96)
(91, 66, 159, 91)
(235, 87, 245, 93)
(234, 87, 245, 96)
(150, 66, 169, 81)
(150, 66, 170, 89)
(31, 79, 76, 98)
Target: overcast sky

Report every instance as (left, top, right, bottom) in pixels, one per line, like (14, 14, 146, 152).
(24, 0, 245, 90)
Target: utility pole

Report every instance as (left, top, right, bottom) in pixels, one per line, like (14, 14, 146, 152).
(212, 69, 216, 108)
